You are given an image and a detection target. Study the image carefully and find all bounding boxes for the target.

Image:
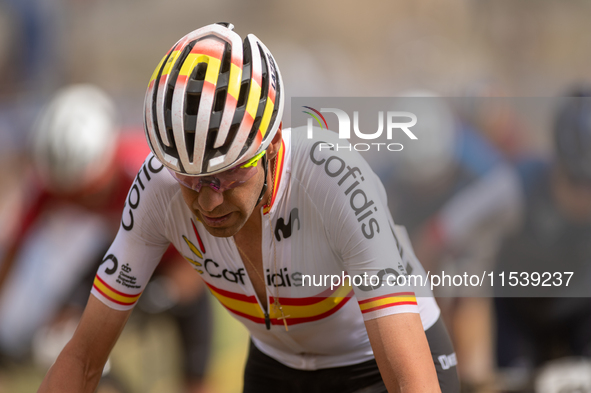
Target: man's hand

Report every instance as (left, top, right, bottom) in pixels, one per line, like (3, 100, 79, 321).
(365, 313, 441, 393)
(38, 295, 132, 393)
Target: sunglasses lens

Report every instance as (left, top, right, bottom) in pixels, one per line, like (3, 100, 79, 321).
(167, 171, 202, 191)
(167, 164, 259, 193)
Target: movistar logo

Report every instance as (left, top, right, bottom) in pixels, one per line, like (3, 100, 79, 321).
(275, 208, 300, 241)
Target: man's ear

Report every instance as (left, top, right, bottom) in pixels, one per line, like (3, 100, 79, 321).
(266, 124, 283, 160)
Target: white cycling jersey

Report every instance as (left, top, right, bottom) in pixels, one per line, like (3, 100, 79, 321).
(91, 127, 440, 370)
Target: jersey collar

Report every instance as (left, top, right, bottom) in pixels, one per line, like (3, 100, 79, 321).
(263, 136, 286, 215)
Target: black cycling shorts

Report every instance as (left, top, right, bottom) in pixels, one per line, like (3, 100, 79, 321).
(243, 316, 460, 393)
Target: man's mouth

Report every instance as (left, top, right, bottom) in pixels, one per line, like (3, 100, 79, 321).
(200, 212, 233, 226)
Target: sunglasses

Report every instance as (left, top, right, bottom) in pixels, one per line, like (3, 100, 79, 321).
(168, 151, 266, 193)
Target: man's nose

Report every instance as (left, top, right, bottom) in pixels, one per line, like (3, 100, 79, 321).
(195, 186, 224, 212)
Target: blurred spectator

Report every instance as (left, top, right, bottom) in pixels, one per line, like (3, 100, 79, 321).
(493, 88, 591, 391)
(382, 92, 502, 236)
(0, 0, 65, 95)
(378, 92, 506, 390)
(0, 85, 213, 393)
(409, 87, 591, 392)
(458, 83, 530, 162)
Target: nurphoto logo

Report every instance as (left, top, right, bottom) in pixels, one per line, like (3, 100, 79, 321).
(303, 106, 418, 152)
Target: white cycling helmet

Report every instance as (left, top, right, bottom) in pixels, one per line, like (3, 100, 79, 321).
(31, 84, 118, 193)
(144, 22, 284, 176)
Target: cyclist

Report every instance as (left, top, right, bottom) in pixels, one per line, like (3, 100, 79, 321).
(407, 88, 591, 391)
(0, 84, 212, 393)
(379, 93, 504, 388)
(493, 89, 591, 388)
(38, 23, 459, 393)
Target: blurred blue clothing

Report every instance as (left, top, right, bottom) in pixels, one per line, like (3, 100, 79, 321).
(456, 124, 504, 177)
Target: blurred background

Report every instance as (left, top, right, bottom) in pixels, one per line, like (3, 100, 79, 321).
(1, 0, 591, 392)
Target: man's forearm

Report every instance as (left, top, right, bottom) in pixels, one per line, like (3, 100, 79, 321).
(38, 296, 132, 393)
(366, 314, 441, 393)
(38, 344, 103, 393)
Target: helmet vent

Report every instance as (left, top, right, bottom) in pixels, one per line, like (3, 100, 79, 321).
(221, 43, 232, 74)
(214, 89, 226, 112)
(255, 100, 266, 118)
(208, 123, 239, 159)
(186, 93, 201, 117)
(250, 116, 262, 137)
(165, 89, 173, 110)
(203, 123, 238, 165)
(185, 132, 195, 162)
(258, 45, 269, 104)
(204, 127, 219, 162)
(237, 82, 248, 107)
(193, 62, 208, 81)
(160, 41, 195, 152)
(268, 107, 279, 132)
(215, 22, 234, 30)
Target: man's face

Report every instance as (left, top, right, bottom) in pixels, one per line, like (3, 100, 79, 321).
(179, 162, 265, 237)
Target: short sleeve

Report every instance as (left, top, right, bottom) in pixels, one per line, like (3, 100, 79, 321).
(91, 154, 174, 310)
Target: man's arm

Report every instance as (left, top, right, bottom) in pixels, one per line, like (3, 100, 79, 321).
(38, 295, 132, 393)
(365, 313, 441, 393)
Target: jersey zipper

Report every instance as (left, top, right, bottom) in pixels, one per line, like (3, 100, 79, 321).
(262, 208, 271, 329)
(231, 209, 272, 330)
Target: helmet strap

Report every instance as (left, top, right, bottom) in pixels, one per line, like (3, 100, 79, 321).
(255, 154, 269, 206)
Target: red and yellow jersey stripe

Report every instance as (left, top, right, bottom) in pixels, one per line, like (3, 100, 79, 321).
(358, 292, 417, 314)
(205, 281, 353, 327)
(92, 275, 142, 307)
